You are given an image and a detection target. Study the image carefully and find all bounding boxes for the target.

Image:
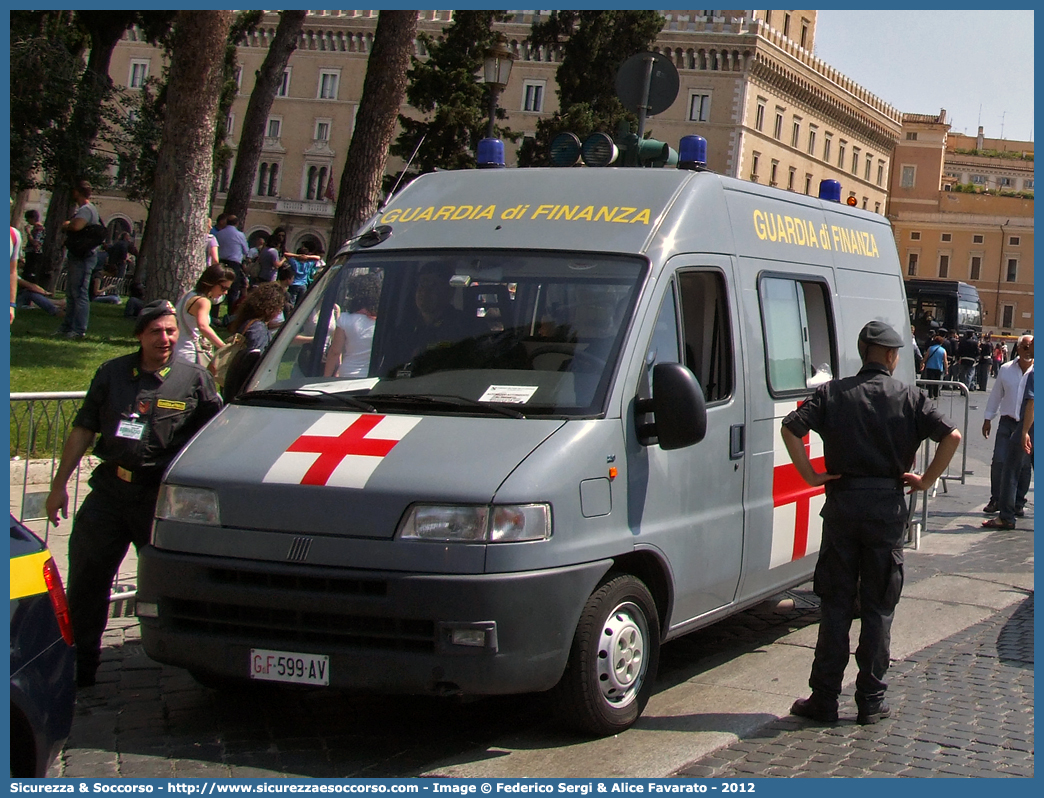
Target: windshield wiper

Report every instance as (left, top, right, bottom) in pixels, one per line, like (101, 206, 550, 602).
(236, 389, 376, 412)
(368, 393, 526, 419)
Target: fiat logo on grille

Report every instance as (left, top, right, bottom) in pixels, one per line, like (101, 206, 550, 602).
(286, 537, 313, 562)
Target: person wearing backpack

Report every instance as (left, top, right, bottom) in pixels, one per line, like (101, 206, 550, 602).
(55, 179, 103, 339)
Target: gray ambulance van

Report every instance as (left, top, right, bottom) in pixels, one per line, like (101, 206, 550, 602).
(137, 149, 914, 735)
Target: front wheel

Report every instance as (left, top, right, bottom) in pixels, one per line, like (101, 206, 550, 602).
(554, 574, 660, 736)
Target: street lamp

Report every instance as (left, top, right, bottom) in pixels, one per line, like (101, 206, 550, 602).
(483, 39, 515, 139)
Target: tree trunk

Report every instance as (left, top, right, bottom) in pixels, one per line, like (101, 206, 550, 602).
(222, 10, 306, 225)
(39, 18, 124, 291)
(329, 11, 418, 250)
(140, 11, 233, 302)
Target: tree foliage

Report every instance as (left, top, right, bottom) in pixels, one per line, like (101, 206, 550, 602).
(517, 10, 664, 167)
(389, 11, 519, 185)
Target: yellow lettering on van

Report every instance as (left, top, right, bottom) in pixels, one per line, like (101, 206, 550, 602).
(383, 208, 402, 223)
(553, 205, 579, 220)
(531, 204, 555, 220)
(451, 205, 474, 220)
(575, 206, 595, 221)
(868, 233, 879, 257)
(819, 224, 831, 250)
(433, 206, 455, 221)
(831, 225, 844, 251)
(806, 219, 819, 248)
(630, 208, 651, 224)
(414, 207, 435, 222)
(474, 205, 496, 220)
(398, 207, 420, 222)
(594, 206, 618, 222)
(784, 216, 798, 245)
(612, 208, 636, 223)
(775, 214, 790, 244)
(753, 210, 767, 240)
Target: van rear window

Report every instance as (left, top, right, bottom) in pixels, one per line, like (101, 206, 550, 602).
(759, 276, 835, 395)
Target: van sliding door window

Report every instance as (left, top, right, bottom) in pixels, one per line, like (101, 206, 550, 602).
(677, 271, 733, 403)
(759, 276, 835, 395)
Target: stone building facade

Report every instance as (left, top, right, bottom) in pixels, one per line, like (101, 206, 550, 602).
(889, 111, 1034, 335)
(59, 10, 900, 255)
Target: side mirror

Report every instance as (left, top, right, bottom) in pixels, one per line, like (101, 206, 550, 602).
(635, 363, 708, 450)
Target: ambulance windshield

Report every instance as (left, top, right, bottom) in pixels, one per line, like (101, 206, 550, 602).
(245, 250, 647, 417)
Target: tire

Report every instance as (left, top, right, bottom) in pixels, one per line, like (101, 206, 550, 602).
(554, 573, 660, 736)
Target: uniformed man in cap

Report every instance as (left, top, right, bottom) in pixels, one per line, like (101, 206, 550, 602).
(46, 299, 223, 686)
(780, 320, 961, 724)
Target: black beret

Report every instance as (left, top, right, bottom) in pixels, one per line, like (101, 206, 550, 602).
(134, 299, 177, 334)
(859, 320, 905, 349)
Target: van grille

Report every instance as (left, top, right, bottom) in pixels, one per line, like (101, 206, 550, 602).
(167, 598, 435, 652)
(208, 567, 388, 597)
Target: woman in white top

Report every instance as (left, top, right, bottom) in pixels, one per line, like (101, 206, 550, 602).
(174, 265, 234, 365)
(324, 273, 381, 378)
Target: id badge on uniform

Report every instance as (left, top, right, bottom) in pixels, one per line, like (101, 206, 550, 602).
(116, 419, 146, 440)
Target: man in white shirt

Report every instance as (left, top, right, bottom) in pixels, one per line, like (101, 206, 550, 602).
(981, 335, 1033, 515)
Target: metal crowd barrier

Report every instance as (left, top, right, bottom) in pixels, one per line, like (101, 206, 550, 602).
(10, 391, 132, 608)
(906, 378, 972, 548)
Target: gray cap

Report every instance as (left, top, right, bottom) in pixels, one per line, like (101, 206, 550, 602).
(858, 320, 905, 349)
(134, 299, 177, 334)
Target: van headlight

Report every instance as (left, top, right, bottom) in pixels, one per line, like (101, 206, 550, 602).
(399, 504, 551, 543)
(156, 485, 220, 526)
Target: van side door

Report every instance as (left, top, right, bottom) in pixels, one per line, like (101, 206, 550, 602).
(631, 258, 746, 626)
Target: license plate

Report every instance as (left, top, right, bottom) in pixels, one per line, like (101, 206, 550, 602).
(249, 648, 330, 686)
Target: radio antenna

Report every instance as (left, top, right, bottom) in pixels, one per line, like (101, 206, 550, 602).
(381, 134, 426, 212)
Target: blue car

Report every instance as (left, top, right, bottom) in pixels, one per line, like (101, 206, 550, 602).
(10, 515, 76, 777)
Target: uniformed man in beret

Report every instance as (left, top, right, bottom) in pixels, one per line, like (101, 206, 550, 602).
(46, 299, 223, 687)
(781, 320, 961, 725)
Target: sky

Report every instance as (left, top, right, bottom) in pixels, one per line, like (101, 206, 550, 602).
(813, 10, 1034, 142)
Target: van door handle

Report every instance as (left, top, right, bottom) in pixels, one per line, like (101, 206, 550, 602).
(729, 424, 744, 460)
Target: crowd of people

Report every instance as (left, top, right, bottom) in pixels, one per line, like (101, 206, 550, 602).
(916, 327, 1011, 398)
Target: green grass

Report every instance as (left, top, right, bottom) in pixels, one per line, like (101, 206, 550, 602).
(10, 299, 141, 392)
(10, 299, 144, 457)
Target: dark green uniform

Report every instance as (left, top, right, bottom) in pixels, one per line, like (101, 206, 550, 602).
(67, 352, 222, 683)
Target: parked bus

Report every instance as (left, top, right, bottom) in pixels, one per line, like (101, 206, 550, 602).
(906, 279, 983, 352)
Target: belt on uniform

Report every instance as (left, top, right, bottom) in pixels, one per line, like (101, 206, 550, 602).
(1001, 415, 1017, 424)
(830, 476, 903, 491)
(112, 464, 161, 486)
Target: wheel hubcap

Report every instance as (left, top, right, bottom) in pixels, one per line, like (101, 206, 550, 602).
(596, 602, 648, 707)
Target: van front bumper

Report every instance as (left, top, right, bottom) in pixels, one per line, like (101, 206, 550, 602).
(137, 546, 612, 695)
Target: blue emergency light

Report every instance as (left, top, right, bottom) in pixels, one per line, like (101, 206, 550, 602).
(678, 136, 708, 171)
(819, 179, 842, 202)
(477, 138, 506, 169)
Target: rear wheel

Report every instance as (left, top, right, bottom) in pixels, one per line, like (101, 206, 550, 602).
(554, 574, 660, 736)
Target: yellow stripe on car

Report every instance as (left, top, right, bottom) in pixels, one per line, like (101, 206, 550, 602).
(10, 550, 51, 600)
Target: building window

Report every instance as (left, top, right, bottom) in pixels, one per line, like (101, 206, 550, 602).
(129, 59, 150, 89)
(973, 234, 984, 244)
(864, 154, 873, 181)
(257, 163, 268, 196)
(318, 70, 340, 100)
(773, 109, 784, 140)
(804, 174, 812, 195)
(901, 166, 916, 189)
(788, 166, 796, 191)
(970, 255, 982, 281)
(688, 91, 710, 122)
(851, 147, 859, 175)
(314, 120, 331, 142)
(861, 197, 868, 209)
(783, 13, 791, 36)
(910, 231, 921, 241)
(1006, 258, 1018, 282)
(306, 165, 329, 201)
(938, 254, 949, 278)
(1002, 305, 1014, 328)
(941, 233, 951, 242)
(907, 253, 918, 276)
(807, 125, 817, 155)
(971, 174, 987, 185)
(1024, 179, 1034, 190)
(906, 132, 918, 141)
(874, 202, 880, 214)
(755, 99, 765, 132)
(226, 113, 234, 137)
(1009, 236, 1020, 246)
(769, 160, 779, 186)
(523, 81, 545, 113)
(800, 22, 809, 49)
(791, 118, 801, 147)
(750, 152, 760, 181)
(823, 134, 832, 163)
(258, 162, 280, 197)
(999, 177, 1013, 187)
(277, 69, 291, 97)
(266, 118, 281, 139)
(838, 140, 847, 169)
